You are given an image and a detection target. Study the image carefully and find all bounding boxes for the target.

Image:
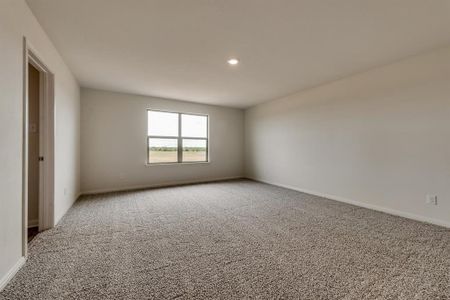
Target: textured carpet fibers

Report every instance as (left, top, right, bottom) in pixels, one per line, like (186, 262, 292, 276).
(1, 180, 449, 299)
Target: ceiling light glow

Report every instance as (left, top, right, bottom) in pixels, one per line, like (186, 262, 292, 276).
(227, 58, 239, 65)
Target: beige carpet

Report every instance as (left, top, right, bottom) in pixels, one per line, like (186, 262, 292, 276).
(1, 180, 449, 299)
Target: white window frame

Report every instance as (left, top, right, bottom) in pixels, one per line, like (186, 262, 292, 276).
(147, 109, 209, 164)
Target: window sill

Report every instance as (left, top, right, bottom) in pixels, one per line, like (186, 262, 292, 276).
(145, 161, 210, 167)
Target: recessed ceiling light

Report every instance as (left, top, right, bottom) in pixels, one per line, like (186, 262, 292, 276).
(227, 58, 239, 65)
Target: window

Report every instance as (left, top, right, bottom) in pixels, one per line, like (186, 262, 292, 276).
(147, 110, 208, 164)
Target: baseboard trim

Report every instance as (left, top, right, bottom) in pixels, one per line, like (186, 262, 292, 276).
(0, 257, 26, 291)
(27, 219, 38, 228)
(81, 176, 244, 196)
(248, 177, 450, 228)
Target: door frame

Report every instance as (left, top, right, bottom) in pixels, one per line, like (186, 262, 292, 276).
(22, 37, 55, 256)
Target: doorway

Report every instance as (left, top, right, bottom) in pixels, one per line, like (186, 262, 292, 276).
(27, 63, 40, 243)
(22, 39, 55, 257)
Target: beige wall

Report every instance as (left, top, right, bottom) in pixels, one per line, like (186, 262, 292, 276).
(245, 46, 450, 227)
(27, 64, 39, 227)
(0, 0, 80, 286)
(81, 88, 244, 193)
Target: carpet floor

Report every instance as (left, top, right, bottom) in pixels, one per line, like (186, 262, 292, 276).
(1, 180, 449, 299)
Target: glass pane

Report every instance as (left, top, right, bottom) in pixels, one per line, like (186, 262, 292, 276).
(148, 138, 178, 163)
(148, 111, 178, 136)
(181, 114, 207, 138)
(182, 139, 207, 162)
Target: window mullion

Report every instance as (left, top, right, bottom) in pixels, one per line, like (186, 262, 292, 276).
(177, 113, 182, 163)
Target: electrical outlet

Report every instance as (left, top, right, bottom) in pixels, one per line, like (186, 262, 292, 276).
(426, 195, 438, 205)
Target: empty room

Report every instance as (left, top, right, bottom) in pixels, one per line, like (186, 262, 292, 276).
(1, 0, 449, 299)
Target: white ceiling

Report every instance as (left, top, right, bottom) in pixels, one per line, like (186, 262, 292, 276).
(26, 0, 450, 108)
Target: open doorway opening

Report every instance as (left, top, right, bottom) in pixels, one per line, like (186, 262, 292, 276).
(22, 39, 55, 256)
(27, 63, 40, 243)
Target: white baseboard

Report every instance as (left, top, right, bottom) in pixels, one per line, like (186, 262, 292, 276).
(81, 176, 244, 196)
(248, 177, 450, 228)
(0, 257, 26, 291)
(27, 219, 38, 228)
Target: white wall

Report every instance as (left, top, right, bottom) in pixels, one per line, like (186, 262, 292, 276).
(245, 46, 450, 227)
(81, 88, 244, 193)
(0, 0, 80, 287)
